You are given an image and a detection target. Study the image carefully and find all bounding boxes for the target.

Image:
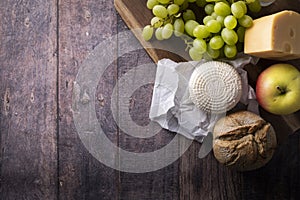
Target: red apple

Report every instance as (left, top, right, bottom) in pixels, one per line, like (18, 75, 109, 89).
(256, 63, 300, 115)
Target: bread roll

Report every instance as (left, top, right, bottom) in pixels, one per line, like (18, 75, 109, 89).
(213, 111, 277, 171)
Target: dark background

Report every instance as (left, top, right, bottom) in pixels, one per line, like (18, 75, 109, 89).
(1, 0, 300, 199)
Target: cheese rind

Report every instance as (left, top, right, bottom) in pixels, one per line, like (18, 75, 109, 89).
(244, 10, 300, 60)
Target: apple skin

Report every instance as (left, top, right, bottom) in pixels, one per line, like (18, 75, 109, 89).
(256, 63, 300, 115)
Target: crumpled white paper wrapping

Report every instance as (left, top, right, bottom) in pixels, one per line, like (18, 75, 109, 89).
(149, 54, 259, 142)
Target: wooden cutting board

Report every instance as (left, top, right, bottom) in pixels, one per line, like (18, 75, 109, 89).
(114, 0, 300, 142)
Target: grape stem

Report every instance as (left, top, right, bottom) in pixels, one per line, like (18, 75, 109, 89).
(181, 35, 193, 51)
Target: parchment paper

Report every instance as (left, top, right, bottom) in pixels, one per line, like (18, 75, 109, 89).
(149, 54, 259, 142)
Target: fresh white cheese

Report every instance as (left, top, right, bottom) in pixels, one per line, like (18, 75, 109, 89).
(244, 10, 300, 60)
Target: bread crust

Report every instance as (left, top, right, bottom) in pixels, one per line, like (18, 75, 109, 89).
(213, 111, 277, 171)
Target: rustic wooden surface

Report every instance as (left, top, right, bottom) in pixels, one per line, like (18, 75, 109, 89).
(0, 0, 300, 200)
(0, 0, 58, 199)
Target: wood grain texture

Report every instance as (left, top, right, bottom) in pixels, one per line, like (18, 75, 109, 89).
(0, 0, 300, 199)
(58, 0, 120, 199)
(180, 142, 243, 200)
(0, 0, 58, 199)
(114, 16, 180, 200)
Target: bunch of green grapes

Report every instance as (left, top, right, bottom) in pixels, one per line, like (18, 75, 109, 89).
(142, 0, 262, 60)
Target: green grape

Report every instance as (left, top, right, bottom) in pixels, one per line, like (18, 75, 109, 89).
(203, 16, 214, 25)
(174, 0, 185, 5)
(193, 38, 207, 54)
(236, 26, 245, 42)
(162, 23, 174, 39)
(247, 0, 262, 13)
(153, 5, 168, 18)
(209, 35, 224, 50)
(181, 0, 189, 10)
(157, 0, 170, 4)
(214, 2, 231, 16)
(204, 4, 214, 15)
(196, 0, 207, 7)
(189, 47, 203, 61)
(216, 15, 225, 27)
(146, 0, 159, 10)
(155, 27, 164, 40)
(221, 28, 238, 45)
(206, 45, 220, 59)
(142, 25, 154, 41)
(231, 2, 245, 19)
(151, 16, 163, 28)
(183, 9, 196, 21)
(238, 15, 253, 28)
(211, 12, 218, 19)
(174, 18, 185, 37)
(206, 20, 221, 33)
(219, 46, 225, 58)
(224, 15, 237, 29)
(188, 0, 196, 2)
(245, 0, 255, 3)
(193, 25, 210, 38)
(167, 4, 180, 15)
(185, 20, 199, 37)
(224, 44, 237, 58)
(206, 0, 227, 2)
(237, 1, 247, 13)
(202, 53, 211, 60)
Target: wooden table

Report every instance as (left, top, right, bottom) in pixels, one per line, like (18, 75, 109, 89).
(0, 0, 300, 199)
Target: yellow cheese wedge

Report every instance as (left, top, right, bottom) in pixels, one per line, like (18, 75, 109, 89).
(244, 10, 300, 60)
